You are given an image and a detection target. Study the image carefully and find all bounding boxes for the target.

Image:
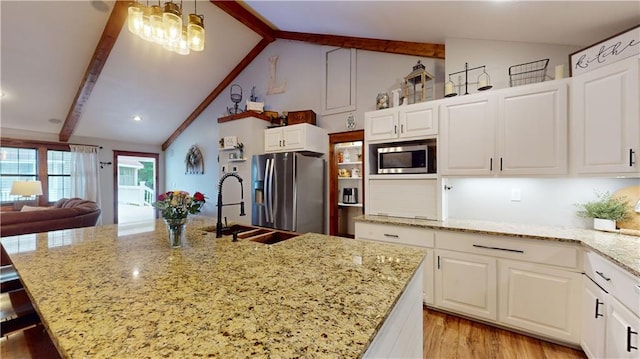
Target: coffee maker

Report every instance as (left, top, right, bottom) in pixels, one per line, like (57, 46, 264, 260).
(342, 188, 358, 204)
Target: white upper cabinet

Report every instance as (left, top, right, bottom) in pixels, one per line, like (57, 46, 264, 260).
(497, 80, 568, 175)
(440, 81, 568, 176)
(571, 57, 639, 175)
(365, 101, 438, 143)
(264, 123, 328, 154)
(439, 93, 497, 176)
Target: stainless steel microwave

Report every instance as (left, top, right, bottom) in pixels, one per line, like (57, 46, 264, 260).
(377, 144, 435, 174)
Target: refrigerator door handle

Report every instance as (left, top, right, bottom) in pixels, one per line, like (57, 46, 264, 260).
(268, 157, 276, 224)
(270, 158, 277, 224)
(264, 158, 272, 223)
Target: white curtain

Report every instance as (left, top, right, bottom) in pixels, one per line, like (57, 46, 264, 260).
(70, 145, 102, 224)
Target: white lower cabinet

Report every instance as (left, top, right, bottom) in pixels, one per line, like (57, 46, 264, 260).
(606, 296, 640, 359)
(354, 222, 434, 305)
(435, 249, 497, 321)
(498, 259, 581, 344)
(581, 276, 607, 359)
(433, 230, 581, 345)
(582, 250, 640, 358)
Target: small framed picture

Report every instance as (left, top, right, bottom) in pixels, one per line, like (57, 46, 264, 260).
(229, 153, 237, 160)
(223, 136, 237, 148)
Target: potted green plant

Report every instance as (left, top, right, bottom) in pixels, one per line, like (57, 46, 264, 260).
(576, 191, 630, 231)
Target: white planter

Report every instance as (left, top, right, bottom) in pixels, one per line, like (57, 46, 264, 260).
(593, 218, 616, 232)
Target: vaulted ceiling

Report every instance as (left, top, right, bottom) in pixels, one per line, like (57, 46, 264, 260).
(1, 1, 638, 150)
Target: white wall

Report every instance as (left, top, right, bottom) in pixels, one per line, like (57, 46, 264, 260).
(1, 128, 163, 225)
(445, 38, 580, 95)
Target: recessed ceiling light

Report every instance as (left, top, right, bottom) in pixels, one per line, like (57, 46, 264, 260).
(133, 115, 142, 122)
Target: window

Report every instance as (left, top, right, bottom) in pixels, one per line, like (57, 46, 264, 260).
(0, 147, 38, 204)
(47, 150, 71, 202)
(0, 141, 73, 207)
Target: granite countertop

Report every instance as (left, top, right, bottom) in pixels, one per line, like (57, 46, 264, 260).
(355, 215, 640, 278)
(0, 217, 426, 358)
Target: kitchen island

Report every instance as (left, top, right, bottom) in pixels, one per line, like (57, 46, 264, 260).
(1, 217, 426, 358)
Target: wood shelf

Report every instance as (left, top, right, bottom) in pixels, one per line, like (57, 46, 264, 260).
(338, 161, 362, 165)
(338, 177, 361, 180)
(228, 158, 246, 162)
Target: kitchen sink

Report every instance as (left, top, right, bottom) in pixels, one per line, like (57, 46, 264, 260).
(201, 224, 298, 244)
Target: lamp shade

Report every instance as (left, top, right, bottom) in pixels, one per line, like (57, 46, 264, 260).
(10, 181, 43, 196)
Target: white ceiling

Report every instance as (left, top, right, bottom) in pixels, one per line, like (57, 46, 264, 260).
(1, 1, 638, 146)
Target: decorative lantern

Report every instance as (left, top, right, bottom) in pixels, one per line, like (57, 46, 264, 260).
(403, 60, 434, 104)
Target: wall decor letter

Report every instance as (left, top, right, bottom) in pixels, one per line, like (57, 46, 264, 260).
(267, 56, 286, 95)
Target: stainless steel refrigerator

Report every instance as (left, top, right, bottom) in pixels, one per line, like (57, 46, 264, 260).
(252, 152, 325, 233)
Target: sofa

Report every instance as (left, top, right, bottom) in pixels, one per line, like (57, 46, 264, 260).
(0, 198, 101, 237)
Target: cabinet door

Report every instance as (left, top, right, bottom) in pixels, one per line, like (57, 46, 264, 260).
(498, 259, 581, 344)
(439, 94, 497, 175)
(365, 108, 398, 142)
(282, 125, 305, 150)
(435, 249, 497, 321)
(582, 276, 607, 359)
(264, 128, 283, 153)
(606, 296, 640, 359)
(399, 102, 438, 139)
(366, 178, 438, 220)
(497, 81, 568, 175)
(572, 57, 639, 174)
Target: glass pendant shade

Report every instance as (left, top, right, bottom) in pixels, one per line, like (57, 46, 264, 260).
(127, 4, 144, 35)
(175, 27, 191, 55)
(163, 2, 182, 43)
(140, 7, 154, 41)
(150, 5, 165, 44)
(187, 14, 205, 51)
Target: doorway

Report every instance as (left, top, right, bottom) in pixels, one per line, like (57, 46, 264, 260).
(329, 130, 364, 237)
(113, 151, 159, 225)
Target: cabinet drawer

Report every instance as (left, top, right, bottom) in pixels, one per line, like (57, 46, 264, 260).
(584, 250, 640, 317)
(355, 222, 434, 248)
(436, 231, 579, 270)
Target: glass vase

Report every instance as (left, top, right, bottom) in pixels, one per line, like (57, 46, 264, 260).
(164, 217, 187, 248)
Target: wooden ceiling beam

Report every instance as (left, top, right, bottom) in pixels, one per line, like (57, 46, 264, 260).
(161, 38, 272, 151)
(58, 0, 129, 142)
(275, 30, 445, 59)
(210, 1, 276, 42)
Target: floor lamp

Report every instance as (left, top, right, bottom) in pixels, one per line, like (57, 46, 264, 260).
(10, 180, 43, 210)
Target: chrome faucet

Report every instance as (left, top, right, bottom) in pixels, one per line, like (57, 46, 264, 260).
(216, 172, 246, 238)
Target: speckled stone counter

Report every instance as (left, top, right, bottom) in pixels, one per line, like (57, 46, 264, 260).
(1, 217, 426, 358)
(355, 214, 640, 278)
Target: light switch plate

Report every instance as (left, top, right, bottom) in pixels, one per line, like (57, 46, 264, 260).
(511, 188, 521, 202)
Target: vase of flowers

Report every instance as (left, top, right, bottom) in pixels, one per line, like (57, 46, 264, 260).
(153, 191, 206, 248)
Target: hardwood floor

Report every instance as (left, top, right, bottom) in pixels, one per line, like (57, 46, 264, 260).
(423, 307, 587, 359)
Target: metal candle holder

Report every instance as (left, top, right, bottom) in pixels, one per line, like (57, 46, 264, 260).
(445, 62, 492, 97)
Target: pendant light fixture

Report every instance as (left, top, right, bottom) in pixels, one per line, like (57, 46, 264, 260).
(127, 0, 204, 55)
(187, 0, 205, 51)
(127, 1, 144, 35)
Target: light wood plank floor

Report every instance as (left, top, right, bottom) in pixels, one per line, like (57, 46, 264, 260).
(423, 307, 587, 359)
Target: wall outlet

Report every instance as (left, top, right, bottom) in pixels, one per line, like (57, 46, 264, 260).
(511, 188, 521, 202)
